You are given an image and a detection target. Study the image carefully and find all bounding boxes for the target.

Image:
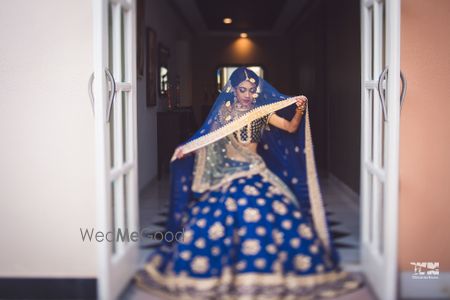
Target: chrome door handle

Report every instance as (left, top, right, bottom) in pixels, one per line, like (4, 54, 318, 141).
(400, 70, 407, 111)
(377, 66, 389, 121)
(105, 68, 117, 123)
(88, 72, 95, 116)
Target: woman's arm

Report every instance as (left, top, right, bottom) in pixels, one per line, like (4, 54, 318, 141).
(268, 96, 308, 133)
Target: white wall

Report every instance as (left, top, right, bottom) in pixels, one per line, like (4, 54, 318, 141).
(0, 0, 96, 277)
(137, 0, 192, 190)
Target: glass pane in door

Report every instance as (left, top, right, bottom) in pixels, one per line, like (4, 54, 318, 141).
(122, 91, 129, 162)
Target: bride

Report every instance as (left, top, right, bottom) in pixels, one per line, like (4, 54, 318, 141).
(134, 67, 363, 299)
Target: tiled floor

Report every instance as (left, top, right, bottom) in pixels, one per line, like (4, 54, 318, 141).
(121, 173, 377, 300)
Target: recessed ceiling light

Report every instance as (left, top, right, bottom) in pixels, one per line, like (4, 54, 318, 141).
(240, 32, 248, 38)
(223, 18, 232, 24)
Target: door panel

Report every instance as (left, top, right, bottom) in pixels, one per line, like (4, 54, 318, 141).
(360, 0, 401, 299)
(93, 0, 139, 299)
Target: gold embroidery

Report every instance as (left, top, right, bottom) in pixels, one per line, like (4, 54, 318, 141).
(211, 246, 220, 256)
(181, 230, 194, 244)
(243, 185, 260, 196)
(293, 211, 302, 219)
(268, 185, 282, 195)
(256, 226, 266, 236)
(290, 238, 301, 248)
(320, 289, 338, 297)
(179, 250, 191, 260)
(254, 258, 266, 269)
(236, 261, 246, 271)
(281, 220, 292, 230)
(191, 256, 209, 273)
(208, 222, 225, 240)
(237, 198, 247, 206)
(194, 238, 206, 249)
(310, 244, 319, 254)
(244, 207, 261, 222)
(298, 224, 313, 239)
(266, 213, 275, 222)
(242, 239, 261, 255)
(238, 226, 247, 237)
(272, 200, 287, 215)
(225, 197, 237, 211)
(138, 257, 356, 293)
(196, 219, 206, 228)
(266, 244, 277, 254)
(294, 254, 312, 271)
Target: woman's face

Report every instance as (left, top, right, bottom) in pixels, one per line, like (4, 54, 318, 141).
(235, 80, 257, 106)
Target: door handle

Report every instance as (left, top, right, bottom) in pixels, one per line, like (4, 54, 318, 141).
(105, 68, 117, 123)
(377, 66, 389, 121)
(88, 72, 95, 116)
(400, 71, 407, 111)
(377, 67, 407, 121)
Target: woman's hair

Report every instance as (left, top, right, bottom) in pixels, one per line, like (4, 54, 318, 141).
(229, 67, 259, 88)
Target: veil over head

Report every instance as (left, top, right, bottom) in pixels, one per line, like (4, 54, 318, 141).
(165, 67, 339, 264)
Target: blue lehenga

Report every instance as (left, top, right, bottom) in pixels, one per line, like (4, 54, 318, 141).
(134, 68, 364, 299)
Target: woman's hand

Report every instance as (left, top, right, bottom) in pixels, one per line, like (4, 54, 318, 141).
(174, 147, 185, 159)
(295, 95, 308, 111)
(175, 147, 195, 159)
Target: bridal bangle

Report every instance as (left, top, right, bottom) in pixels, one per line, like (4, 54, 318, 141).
(296, 106, 305, 113)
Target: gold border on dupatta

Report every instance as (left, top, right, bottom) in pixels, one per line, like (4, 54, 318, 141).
(170, 97, 299, 162)
(303, 105, 331, 250)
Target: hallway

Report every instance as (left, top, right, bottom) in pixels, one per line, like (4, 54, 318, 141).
(120, 174, 377, 300)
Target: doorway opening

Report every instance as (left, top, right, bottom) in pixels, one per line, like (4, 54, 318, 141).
(93, 1, 402, 299)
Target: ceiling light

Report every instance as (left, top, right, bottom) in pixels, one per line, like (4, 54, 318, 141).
(240, 32, 248, 38)
(223, 18, 232, 24)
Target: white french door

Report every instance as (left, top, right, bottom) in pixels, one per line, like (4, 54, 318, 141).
(360, 0, 405, 299)
(92, 0, 139, 299)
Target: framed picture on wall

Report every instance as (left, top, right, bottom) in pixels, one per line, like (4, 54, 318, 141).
(158, 44, 170, 97)
(136, 0, 145, 79)
(146, 27, 157, 107)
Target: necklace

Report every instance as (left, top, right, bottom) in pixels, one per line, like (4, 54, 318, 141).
(234, 101, 254, 112)
(231, 103, 253, 144)
(237, 123, 252, 144)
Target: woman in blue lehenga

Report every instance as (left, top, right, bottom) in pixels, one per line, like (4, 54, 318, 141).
(135, 67, 364, 299)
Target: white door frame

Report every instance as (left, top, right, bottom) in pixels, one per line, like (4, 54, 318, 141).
(92, 0, 139, 299)
(360, 0, 402, 299)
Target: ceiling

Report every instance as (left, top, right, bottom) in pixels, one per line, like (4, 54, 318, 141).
(195, 0, 286, 31)
(169, 0, 314, 36)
